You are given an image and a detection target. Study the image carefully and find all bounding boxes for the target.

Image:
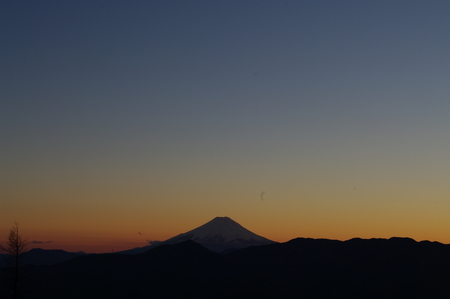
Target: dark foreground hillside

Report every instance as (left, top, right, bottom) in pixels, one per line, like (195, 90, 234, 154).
(4, 237, 450, 298)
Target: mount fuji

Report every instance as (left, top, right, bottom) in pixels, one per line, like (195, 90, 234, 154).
(164, 216, 275, 252)
(121, 216, 275, 254)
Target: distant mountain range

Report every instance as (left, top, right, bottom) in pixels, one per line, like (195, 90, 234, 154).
(7, 237, 450, 298)
(3, 217, 450, 298)
(1, 216, 272, 266)
(0, 248, 86, 267)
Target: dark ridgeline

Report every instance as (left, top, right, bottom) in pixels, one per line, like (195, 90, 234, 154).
(0, 248, 86, 268)
(13, 237, 450, 298)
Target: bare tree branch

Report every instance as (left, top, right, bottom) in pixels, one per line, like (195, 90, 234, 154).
(0, 222, 29, 299)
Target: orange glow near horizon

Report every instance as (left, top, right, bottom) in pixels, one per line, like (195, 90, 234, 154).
(2, 179, 450, 253)
(2, 206, 450, 254)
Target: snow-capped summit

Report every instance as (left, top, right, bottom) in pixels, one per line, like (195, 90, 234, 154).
(164, 216, 275, 252)
(118, 216, 275, 254)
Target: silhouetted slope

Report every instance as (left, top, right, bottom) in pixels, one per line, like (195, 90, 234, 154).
(19, 238, 450, 298)
(24, 248, 85, 266)
(0, 248, 85, 267)
(25, 241, 220, 299)
(220, 237, 450, 298)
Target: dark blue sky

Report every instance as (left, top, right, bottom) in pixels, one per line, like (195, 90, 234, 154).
(2, 0, 450, 252)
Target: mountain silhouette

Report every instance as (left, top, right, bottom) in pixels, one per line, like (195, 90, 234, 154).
(164, 216, 275, 252)
(121, 216, 275, 253)
(0, 248, 86, 267)
(6, 218, 450, 298)
(17, 237, 450, 298)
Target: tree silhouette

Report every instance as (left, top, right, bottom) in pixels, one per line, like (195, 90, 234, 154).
(0, 222, 29, 299)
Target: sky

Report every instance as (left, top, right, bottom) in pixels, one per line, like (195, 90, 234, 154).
(2, 0, 450, 253)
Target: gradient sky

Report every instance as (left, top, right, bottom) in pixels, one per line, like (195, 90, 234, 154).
(2, 0, 450, 253)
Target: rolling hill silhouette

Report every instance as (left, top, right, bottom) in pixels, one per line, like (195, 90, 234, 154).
(4, 218, 450, 298)
(11, 236, 450, 298)
(0, 248, 86, 267)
